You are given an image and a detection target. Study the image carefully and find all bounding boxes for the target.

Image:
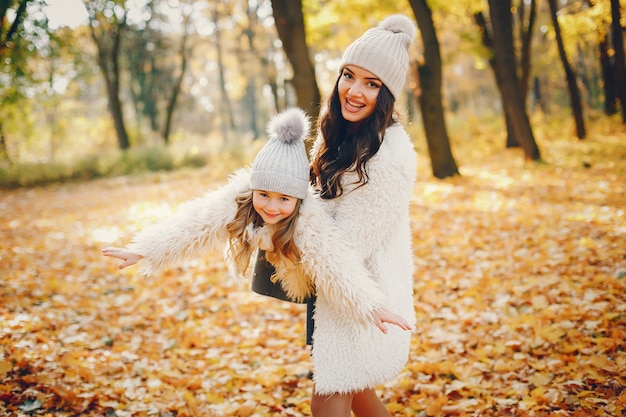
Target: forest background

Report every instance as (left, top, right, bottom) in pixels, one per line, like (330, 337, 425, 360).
(0, 0, 624, 186)
(1, 0, 626, 416)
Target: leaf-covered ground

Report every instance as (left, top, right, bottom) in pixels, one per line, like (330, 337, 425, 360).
(1, 128, 625, 417)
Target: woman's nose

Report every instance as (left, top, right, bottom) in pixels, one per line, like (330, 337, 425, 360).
(348, 81, 364, 96)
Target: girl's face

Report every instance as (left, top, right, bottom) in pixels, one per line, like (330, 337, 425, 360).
(337, 65, 382, 123)
(252, 190, 299, 224)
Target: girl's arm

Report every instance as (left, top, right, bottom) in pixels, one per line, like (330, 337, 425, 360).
(104, 169, 251, 274)
(102, 247, 143, 269)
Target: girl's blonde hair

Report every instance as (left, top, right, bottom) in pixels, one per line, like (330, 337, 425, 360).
(225, 189, 302, 278)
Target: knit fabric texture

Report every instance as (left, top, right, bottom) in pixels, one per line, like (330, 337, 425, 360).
(339, 15, 416, 99)
(250, 107, 310, 200)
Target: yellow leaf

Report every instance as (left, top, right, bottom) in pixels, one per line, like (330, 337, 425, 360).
(236, 401, 256, 417)
(588, 355, 617, 372)
(0, 360, 12, 378)
(527, 372, 551, 386)
(426, 397, 446, 416)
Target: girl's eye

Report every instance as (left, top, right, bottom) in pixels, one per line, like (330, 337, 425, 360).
(343, 72, 353, 80)
(368, 81, 380, 89)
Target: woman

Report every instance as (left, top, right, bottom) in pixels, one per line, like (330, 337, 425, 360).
(307, 15, 418, 416)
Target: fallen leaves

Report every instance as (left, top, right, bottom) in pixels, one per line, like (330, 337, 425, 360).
(1, 132, 625, 416)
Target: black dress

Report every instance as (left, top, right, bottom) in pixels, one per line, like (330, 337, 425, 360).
(251, 250, 315, 345)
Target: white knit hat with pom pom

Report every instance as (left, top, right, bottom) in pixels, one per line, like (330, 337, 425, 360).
(339, 14, 416, 99)
(250, 108, 310, 199)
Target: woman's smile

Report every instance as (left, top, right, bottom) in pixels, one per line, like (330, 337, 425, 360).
(338, 65, 381, 122)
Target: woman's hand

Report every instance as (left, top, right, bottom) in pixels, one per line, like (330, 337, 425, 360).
(372, 307, 413, 334)
(102, 247, 143, 270)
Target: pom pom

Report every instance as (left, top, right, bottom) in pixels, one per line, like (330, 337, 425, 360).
(378, 14, 416, 40)
(267, 107, 310, 144)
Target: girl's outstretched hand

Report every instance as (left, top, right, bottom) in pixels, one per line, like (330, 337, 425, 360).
(102, 247, 143, 270)
(372, 307, 413, 334)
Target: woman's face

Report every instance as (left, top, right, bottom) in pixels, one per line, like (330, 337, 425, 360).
(252, 190, 298, 224)
(337, 65, 382, 123)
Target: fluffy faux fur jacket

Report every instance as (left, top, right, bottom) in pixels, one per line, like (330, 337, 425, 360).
(309, 123, 417, 395)
(126, 168, 386, 327)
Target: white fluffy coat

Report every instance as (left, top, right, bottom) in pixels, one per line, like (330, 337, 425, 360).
(309, 123, 417, 394)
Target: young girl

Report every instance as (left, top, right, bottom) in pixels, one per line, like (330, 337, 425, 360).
(102, 107, 412, 344)
(305, 15, 419, 416)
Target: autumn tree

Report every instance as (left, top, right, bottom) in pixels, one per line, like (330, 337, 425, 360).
(270, 0, 321, 124)
(227, 0, 286, 138)
(239, 0, 262, 139)
(0, 0, 29, 56)
(474, 0, 538, 149)
(487, 0, 541, 161)
(0, 0, 31, 162)
(0, 0, 49, 162)
(125, 0, 194, 145)
(408, 0, 459, 179)
(547, 0, 586, 139)
(515, 0, 538, 147)
(162, 14, 191, 145)
(210, 2, 236, 144)
(517, 0, 537, 111)
(599, 34, 617, 115)
(474, 12, 516, 148)
(609, 0, 626, 123)
(85, 0, 130, 150)
(126, 25, 164, 138)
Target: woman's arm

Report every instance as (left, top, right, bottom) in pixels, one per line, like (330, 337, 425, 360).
(106, 169, 251, 274)
(294, 195, 399, 326)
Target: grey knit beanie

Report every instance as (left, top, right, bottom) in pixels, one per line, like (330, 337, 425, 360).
(339, 15, 416, 99)
(250, 108, 310, 200)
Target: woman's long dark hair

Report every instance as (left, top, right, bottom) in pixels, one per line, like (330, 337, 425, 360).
(310, 75, 397, 200)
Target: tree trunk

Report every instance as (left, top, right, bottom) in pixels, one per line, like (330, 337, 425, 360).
(0, 0, 28, 57)
(576, 44, 595, 108)
(547, 0, 586, 139)
(533, 76, 545, 112)
(610, 0, 626, 123)
(518, 0, 537, 109)
(244, 2, 260, 139)
(212, 6, 235, 145)
(161, 11, 193, 145)
(107, 35, 130, 150)
(162, 32, 189, 145)
(474, 11, 519, 148)
(408, 0, 459, 179)
(0, 123, 12, 164)
(88, 10, 130, 150)
(488, 0, 541, 161)
(262, 51, 282, 113)
(599, 36, 618, 116)
(270, 0, 321, 126)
